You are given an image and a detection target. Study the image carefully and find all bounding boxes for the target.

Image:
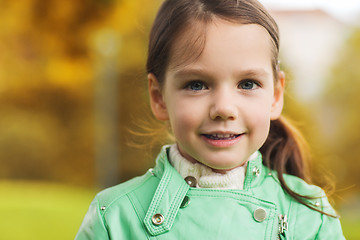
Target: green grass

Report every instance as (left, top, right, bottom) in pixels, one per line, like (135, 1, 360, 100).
(0, 181, 96, 240)
(340, 216, 360, 239)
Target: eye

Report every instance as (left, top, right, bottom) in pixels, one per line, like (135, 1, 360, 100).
(186, 81, 207, 91)
(238, 80, 259, 90)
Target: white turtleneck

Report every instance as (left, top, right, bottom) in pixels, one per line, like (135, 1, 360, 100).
(169, 144, 259, 190)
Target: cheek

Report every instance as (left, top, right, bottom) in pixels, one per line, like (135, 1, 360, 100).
(168, 96, 203, 118)
(168, 100, 201, 133)
(247, 94, 273, 117)
(245, 95, 273, 133)
(245, 100, 272, 144)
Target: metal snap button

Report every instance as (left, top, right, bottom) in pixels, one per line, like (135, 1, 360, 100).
(254, 207, 267, 222)
(152, 213, 164, 225)
(100, 206, 106, 211)
(184, 176, 197, 187)
(148, 168, 155, 176)
(253, 167, 260, 177)
(180, 196, 190, 208)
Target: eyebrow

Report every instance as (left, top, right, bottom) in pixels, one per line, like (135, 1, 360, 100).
(240, 69, 271, 78)
(172, 68, 211, 79)
(172, 68, 271, 79)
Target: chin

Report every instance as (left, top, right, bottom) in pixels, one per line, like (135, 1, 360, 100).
(204, 154, 247, 168)
(209, 165, 239, 173)
(206, 161, 243, 172)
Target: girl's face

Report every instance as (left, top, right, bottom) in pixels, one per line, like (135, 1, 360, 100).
(149, 19, 284, 172)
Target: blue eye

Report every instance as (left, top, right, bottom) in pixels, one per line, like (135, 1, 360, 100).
(187, 81, 206, 91)
(239, 80, 258, 90)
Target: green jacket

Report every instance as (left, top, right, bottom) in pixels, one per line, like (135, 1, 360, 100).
(76, 146, 345, 239)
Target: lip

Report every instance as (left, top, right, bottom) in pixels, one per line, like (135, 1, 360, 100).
(201, 132, 244, 148)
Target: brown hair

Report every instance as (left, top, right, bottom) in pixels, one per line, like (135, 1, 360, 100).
(146, 0, 334, 216)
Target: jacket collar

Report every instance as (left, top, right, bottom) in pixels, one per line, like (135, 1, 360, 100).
(144, 146, 189, 236)
(144, 145, 268, 236)
(243, 150, 270, 190)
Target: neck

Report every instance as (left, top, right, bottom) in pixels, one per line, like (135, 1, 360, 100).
(169, 144, 258, 189)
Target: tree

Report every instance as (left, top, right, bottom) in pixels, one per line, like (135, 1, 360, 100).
(0, 0, 163, 186)
(318, 27, 360, 193)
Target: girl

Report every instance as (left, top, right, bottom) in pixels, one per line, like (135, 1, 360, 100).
(76, 0, 345, 239)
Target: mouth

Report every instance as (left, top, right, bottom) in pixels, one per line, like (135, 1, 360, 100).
(202, 133, 241, 140)
(200, 132, 244, 148)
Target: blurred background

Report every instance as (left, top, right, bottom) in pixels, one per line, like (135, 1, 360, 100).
(0, 0, 359, 239)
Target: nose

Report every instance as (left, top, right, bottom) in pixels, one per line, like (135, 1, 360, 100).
(209, 88, 238, 121)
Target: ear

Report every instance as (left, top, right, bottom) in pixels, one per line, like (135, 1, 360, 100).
(148, 73, 169, 121)
(270, 71, 285, 120)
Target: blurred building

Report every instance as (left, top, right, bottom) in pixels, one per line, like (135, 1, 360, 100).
(268, 8, 351, 101)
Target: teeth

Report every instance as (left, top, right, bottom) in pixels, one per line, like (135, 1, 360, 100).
(205, 133, 239, 140)
(215, 134, 232, 138)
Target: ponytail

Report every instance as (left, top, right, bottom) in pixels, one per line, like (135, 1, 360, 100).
(260, 117, 336, 217)
(261, 117, 310, 181)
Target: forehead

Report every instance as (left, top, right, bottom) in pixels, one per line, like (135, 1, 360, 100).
(167, 20, 208, 72)
(167, 19, 273, 74)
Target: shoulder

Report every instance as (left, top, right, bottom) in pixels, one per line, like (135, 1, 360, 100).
(282, 173, 324, 198)
(282, 173, 338, 214)
(94, 169, 159, 210)
(76, 170, 161, 239)
(93, 146, 171, 213)
(262, 164, 324, 198)
(261, 168, 345, 238)
(262, 167, 337, 215)
(281, 174, 345, 238)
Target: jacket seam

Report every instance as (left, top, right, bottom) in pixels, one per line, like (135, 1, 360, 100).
(186, 193, 277, 212)
(164, 182, 189, 230)
(144, 165, 174, 235)
(188, 192, 278, 239)
(187, 191, 276, 206)
(314, 198, 326, 240)
(290, 198, 298, 240)
(127, 193, 153, 240)
(268, 205, 277, 240)
(180, 192, 278, 239)
(95, 196, 110, 238)
(102, 172, 154, 212)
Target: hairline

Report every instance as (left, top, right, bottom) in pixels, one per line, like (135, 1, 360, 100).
(162, 17, 279, 88)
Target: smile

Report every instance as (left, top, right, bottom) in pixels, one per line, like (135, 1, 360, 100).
(201, 133, 243, 148)
(203, 134, 241, 140)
